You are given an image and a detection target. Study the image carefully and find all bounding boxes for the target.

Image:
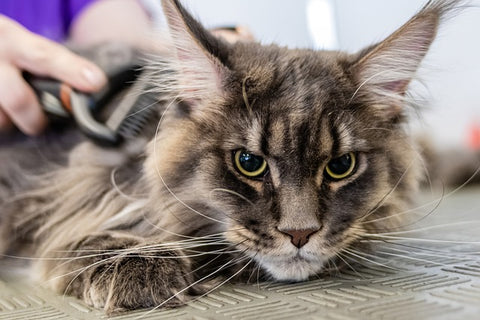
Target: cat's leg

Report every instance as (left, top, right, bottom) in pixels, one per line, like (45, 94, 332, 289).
(0, 201, 20, 255)
(0, 178, 15, 255)
(35, 232, 199, 313)
(0, 215, 9, 255)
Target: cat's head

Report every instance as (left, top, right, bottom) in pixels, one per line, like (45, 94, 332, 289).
(145, 0, 454, 281)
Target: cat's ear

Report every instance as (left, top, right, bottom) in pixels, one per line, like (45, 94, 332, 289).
(161, 0, 230, 103)
(350, 1, 458, 119)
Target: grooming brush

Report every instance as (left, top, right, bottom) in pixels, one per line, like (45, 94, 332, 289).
(26, 57, 159, 146)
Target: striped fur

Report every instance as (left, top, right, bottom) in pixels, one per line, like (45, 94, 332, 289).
(0, 0, 464, 314)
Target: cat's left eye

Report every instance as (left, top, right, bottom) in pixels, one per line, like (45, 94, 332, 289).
(233, 150, 268, 178)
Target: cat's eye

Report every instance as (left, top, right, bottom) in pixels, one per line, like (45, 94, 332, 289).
(325, 152, 357, 180)
(233, 150, 268, 178)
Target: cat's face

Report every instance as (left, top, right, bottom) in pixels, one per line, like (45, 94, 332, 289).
(148, 46, 417, 280)
(145, 0, 442, 281)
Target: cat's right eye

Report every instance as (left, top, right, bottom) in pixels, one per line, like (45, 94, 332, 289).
(325, 152, 357, 180)
(233, 150, 268, 179)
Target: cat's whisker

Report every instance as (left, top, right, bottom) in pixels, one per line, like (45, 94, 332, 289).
(63, 255, 118, 301)
(364, 237, 480, 257)
(323, 260, 332, 275)
(46, 244, 222, 257)
(343, 247, 384, 262)
(335, 252, 364, 279)
(129, 230, 244, 248)
(0, 250, 149, 263)
(0, 254, 82, 262)
(140, 213, 197, 239)
(342, 248, 400, 271)
(130, 236, 228, 247)
(125, 93, 161, 120)
(57, 243, 243, 298)
(58, 240, 249, 301)
(136, 216, 242, 242)
(415, 150, 436, 198)
(210, 188, 254, 206)
(359, 158, 416, 222)
(93, 243, 229, 257)
(93, 250, 245, 260)
(329, 257, 342, 276)
(374, 249, 452, 267)
(137, 252, 253, 319)
(187, 240, 248, 277)
(110, 167, 144, 201)
(254, 262, 262, 288)
(362, 165, 480, 227)
(152, 98, 230, 225)
(360, 209, 444, 235)
(355, 144, 430, 229)
(246, 259, 260, 284)
(361, 185, 445, 227)
(369, 220, 480, 236)
(348, 66, 419, 109)
(171, 256, 254, 308)
(1, 235, 235, 263)
(363, 233, 480, 245)
(382, 246, 474, 262)
(54, 238, 227, 254)
(325, 258, 345, 277)
(139, 194, 214, 235)
(53, 254, 121, 297)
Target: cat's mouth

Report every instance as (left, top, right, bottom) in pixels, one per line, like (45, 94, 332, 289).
(225, 227, 329, 281)
(255, 251, 327, 281)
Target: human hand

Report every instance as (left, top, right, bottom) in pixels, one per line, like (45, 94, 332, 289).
(210, 26, 255, 44)
(0, 15, 107, 135)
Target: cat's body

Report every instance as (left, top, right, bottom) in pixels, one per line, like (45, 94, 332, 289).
(0, 0, 468, 314)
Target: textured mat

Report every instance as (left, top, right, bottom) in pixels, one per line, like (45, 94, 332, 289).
(1, 187, 479, 320)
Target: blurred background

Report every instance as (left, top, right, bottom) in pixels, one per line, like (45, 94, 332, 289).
(148, 0, 480, 151)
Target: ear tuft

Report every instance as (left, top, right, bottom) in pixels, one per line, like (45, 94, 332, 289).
(350, 0, 466, 118)
(159, 0, 230, 103)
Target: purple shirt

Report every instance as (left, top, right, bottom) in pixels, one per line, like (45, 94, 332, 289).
(0, 0, 97, 42)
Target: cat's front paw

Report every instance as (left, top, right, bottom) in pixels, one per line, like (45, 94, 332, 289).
(83, 251, 195, 314)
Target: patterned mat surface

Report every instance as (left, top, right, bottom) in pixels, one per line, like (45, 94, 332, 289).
(1, 187, 479, 320)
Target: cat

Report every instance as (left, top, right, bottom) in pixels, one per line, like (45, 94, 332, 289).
(0, 0, 469, 314)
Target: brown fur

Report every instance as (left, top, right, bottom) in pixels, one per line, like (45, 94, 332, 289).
(0, 0, 469, 314)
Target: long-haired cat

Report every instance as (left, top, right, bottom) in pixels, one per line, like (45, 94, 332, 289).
(0, 0, 469, 314)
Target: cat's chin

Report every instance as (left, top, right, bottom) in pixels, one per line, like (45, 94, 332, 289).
(257, 255, 325, 282)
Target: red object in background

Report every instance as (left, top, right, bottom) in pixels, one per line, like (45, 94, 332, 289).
(468, 121, 480, 151)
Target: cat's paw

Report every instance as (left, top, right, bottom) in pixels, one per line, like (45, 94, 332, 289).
(82, 251, 195, 314)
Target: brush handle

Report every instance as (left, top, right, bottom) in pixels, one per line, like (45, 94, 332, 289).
(25, 74, 99, 121)
(26, 74, 124, 145)
(26, 62, 139, 118)
(24, 44, 144, 146)
(26, 76, 72, 118)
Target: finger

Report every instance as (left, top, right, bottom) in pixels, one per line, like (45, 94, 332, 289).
(0, 63, 47, 135)
(235, 25, 255, 41)
(16, 38, 107, 91)
(0, 107, 13, 132)
(7, 27, 107, 92)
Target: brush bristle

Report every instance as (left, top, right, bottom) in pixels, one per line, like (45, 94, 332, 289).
(116, 90, 160, 139)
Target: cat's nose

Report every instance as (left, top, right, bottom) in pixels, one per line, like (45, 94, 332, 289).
(278, 228, 320, 248)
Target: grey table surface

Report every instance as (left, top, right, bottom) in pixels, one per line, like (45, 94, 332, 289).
(1, 187, 479, 320)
